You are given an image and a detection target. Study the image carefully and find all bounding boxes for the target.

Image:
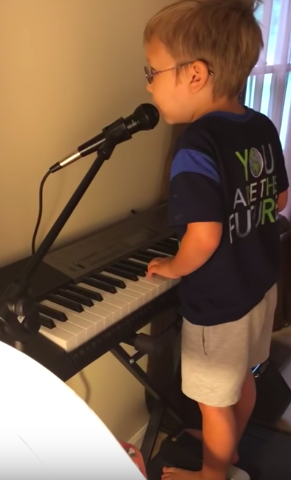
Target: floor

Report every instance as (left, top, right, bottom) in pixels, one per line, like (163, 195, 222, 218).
(272, 324, 291, 432)
(151, 324, 291, 456)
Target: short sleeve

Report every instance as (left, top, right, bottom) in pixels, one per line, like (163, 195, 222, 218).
(168, 148, 224, 226)
(276, 143, 289, 194)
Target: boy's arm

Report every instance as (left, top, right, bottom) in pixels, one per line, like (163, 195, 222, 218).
(277, 190, 288, 212)
(147, 222, 222, 278)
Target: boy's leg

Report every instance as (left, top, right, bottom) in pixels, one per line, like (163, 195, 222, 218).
(232, 370, 256, 453)
(162, 285, 276, 480)
(185, 369, 256, 464)
(161, 403, 236, 480)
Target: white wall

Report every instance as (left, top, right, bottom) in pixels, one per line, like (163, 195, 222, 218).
(0, 0, 171, 441)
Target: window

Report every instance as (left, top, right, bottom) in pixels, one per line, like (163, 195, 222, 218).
(245, 0, 291, 152)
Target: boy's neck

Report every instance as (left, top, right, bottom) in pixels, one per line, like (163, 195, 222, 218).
(191, 96, 246, 122)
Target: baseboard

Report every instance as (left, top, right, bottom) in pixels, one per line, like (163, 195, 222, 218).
(128, 423, 148, 449)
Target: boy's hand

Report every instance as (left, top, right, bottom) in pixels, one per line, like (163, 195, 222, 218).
(147, 257, 180, 279)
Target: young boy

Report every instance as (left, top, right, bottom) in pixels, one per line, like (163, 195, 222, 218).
(144, 1, 289, 480)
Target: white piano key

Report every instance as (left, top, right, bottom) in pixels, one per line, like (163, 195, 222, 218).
(53, 319, 87, 347)
(40, 300, 106, 331)
(77, 283, 132, 315)
(40, 325, 77, 351)
(60, 315, 98, 342)
(139, 275, 168, 294)
(102, 274, 151, 304)
(100, 272, 145, 304)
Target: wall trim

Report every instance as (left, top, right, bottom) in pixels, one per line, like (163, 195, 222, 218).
(128, 423, 148, 449)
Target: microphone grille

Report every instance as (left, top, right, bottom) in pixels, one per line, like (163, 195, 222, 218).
(134, 103, 160, 130)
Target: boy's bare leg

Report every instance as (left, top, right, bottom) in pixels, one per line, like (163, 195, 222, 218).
(162, 404, 236, 480)
(184, 370, 256, 464)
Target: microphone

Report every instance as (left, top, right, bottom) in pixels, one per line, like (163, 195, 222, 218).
(49, 103, 159, 173)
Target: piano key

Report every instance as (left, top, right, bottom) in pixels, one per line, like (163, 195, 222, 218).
(134, 250, 168, 262)
(124, 259, 147, 272)
(104, 266, 138, 281)
(53, 319, 87, 346)
(162, 238, 179, 249)
(39, 314, 56, 329)
(41, 300, 106, 347)
(37, 304, 67, 322)
(66, 284, 103, 302)
(90, 273, 126, 289)
(45, 295, 121, 329)
(57, 288, 94, 307)
(46, 293, 84, 313)
(40, 325, 77, 351)
(59, 308, 106, 334)
(63, 314, 99, 342)
(116, 260, 146, 277)
(77, 282, 133, 314)
(42, 299, 109, 325)
(150, 243, 176, 255)
(102, 272, 151, 305)
(130, 252, 152, 263)
(82, 277, 117, 293)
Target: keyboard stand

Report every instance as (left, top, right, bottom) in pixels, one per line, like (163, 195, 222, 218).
(111, 313, 185, 467)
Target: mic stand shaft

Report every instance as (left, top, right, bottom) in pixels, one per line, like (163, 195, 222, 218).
(0, 141, 116, 346)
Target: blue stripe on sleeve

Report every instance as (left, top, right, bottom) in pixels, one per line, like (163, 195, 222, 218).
(170, 149, 220, 184)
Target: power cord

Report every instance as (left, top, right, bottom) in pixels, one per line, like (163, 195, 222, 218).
(31, 170, 51, 255)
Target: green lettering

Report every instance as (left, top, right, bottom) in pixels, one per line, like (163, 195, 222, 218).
(266, 175, 277, 196)
(235, 150, 249, 181)
(246, 185, 250, 205)
(261, 198, 276, 225)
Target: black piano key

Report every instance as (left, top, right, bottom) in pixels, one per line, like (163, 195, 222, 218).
(123, 259, 147, 272)
(57, 288, 94, 307)
(137, 250, 168, 261)
(117, 260, 146, 277)
(104, 266, 138, 282)
(47, 293, 84, 313)
(131, 252, 151, 263)
(39, 314, 56, 329)
(161, 238, 179, 250)
(82, 277, 117, 294)
(151, 243, 176, 255)
(91, 273, 126, 289)
(37, 304, 67, 322)
(67, 284, 103, 302)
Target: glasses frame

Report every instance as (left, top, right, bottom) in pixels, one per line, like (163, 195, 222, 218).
(144, 60, 214, 84)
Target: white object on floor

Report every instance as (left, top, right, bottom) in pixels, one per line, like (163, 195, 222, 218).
(0, 340, 145, 480)
(228, 465, 250, 480)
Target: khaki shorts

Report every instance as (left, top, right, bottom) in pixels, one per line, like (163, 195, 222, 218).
(181, 284, 277, 407)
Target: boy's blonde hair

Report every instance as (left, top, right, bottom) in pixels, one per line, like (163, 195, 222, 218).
(144, 0, 263, 98)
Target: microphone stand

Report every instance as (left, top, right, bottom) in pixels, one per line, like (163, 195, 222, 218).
(0, 140, 116, 349)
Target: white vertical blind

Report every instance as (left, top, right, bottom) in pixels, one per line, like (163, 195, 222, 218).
(245, 0, 291, 151)
(245, 0, 291, 216)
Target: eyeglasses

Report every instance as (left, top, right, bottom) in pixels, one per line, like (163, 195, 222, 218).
(144, 60, 214, 84)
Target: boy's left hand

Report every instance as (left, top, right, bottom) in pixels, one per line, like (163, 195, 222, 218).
(147, 257, 180, 279)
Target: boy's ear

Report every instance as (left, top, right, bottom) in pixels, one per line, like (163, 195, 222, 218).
(188, 60, 209, 93)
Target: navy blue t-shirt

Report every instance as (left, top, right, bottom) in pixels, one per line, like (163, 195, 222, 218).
(168, 108, 289, 326)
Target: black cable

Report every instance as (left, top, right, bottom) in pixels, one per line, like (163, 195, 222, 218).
(31, 170, 51, 255)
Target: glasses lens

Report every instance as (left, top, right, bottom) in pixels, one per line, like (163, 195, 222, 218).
(144, 66, 152, 84)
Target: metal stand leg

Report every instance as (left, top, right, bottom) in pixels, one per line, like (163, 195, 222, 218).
(111, 343, 185, 468)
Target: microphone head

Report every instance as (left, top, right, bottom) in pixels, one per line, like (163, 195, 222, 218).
(134, 103, 160, 131)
